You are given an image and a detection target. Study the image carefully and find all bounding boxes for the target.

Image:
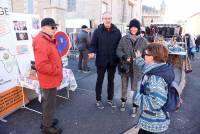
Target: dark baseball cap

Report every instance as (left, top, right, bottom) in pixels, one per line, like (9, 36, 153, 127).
(41, 18, 58, 27)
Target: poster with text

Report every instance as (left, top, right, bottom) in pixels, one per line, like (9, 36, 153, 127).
(0, 1, 19, 93)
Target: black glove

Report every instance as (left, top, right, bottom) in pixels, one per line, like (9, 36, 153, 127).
(132, 103, 139, 108)
(122, 55, 128, 61)
(31, 65, 36, 70)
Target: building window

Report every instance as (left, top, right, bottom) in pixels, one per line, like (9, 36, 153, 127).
(28, 0, 34, 14)
(68, 0, 76, 12)
(50, 0, 61, 7)
(101, 2, 108, 14)
(129, 4, 133, 18)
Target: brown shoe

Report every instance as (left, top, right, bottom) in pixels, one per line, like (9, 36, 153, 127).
(42, 126, 62, 134)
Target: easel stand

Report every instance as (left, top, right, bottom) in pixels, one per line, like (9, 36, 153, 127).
(0, 117, 7, 123)
(56, 87, 70, 100)
(20, 85, 70, 115)
(20, 85, 42, 115)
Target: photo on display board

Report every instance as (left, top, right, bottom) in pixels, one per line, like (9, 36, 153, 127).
(0, 18, 10, 36)
(13, 21, 27, 31)
(16, 32, 29, 41)
(16, 45, 29, 55)
(32, 17, 40, 30)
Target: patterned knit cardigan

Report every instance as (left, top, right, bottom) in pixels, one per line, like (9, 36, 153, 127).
(133, 57, 170, 133)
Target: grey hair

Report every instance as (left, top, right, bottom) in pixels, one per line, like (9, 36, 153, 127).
(102, 12, 112, 19)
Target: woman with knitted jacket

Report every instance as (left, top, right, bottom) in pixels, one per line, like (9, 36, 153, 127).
(133, 43, 175, 134)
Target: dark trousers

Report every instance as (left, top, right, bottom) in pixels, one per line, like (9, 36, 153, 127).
(188, 48, 194, 60)
(78, 50, 89, 70)
(196, 44, 199, 52)
(138, 129, 155, 134)
(95, 63, 117, 101)
(41, 88, 57, 127)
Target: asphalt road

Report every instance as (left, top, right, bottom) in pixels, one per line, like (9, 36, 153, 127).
(0, 53, 200, 134)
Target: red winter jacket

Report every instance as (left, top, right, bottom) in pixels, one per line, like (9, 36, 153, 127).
(32, 32, 63, 89)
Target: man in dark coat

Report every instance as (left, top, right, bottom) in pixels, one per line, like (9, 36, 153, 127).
(195, 35, 200, 52)
(90, 12, 121, 109)
(76, 25, 91, 73)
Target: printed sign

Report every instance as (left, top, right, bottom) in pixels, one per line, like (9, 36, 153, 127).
(0, 7, 39, 118)
(0, 2, 19, 93)
(54, 32, 70, 56)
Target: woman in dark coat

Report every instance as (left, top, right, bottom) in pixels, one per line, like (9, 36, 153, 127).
(117, 19, 148, 117)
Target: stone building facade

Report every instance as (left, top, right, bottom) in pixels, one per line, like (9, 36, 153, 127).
(11, 0, 142, 32)
(184, 12, 200, 36)
(142, 0, 165, 26)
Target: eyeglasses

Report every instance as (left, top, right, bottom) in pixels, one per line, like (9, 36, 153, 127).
(144, 52, 152, 56)
(51, 26, 57, 30)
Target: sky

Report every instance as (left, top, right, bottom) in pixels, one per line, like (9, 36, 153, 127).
(142, 0, 200, 21)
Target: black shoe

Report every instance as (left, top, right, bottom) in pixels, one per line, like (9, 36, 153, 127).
(40, 119, 59, 129)
(52, 119, 59, 126)
(42, 126, 62, 134)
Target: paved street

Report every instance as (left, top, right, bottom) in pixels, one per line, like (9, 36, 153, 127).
(0, 53, 200, 134)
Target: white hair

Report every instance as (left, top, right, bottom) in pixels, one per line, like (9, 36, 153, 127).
(102, 12, 112, 19)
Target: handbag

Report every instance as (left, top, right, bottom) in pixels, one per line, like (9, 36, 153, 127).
(118, 61, 130, 74)
(191, 47, 196, 54)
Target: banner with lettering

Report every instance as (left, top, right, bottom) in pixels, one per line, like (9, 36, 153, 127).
(0, 0, 19, 93)
(0, 1, 29, 118)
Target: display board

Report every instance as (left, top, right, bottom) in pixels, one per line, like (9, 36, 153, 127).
(0, 8, 71, 118)
(0, 1, 19, 93)
(10, 13, 40, 76)
(0, 1, 29, 118)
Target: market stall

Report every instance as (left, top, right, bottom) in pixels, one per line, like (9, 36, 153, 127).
(0, 9, 76, 121)
(166, 42, 191, 94)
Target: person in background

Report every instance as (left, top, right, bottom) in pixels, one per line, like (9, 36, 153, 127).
(175, 33, 183, 43)
(168, 35, 179, 47)
(140, 27, 146, 38)
(153, 35, 165, 45)
(145, 26, 154, 43)
(117, 19, 148, 117)
(184, 33, 196, 60)
(76, 25, 91, 73)
(133, 43, 175, 134)
(89, 12, 121, 109)
(32, 18, 63, 134)
(195, 35, 200, 52)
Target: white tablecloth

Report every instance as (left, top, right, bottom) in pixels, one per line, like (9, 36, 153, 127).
(18, 68, 77, 101)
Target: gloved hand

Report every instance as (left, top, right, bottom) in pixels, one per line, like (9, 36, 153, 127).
(122, 55, 128, 61)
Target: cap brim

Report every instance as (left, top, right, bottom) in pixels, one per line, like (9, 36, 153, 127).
(49, 23, 59, 26)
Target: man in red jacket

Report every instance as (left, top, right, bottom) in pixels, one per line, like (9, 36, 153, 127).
(32, 18, 63, 134)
